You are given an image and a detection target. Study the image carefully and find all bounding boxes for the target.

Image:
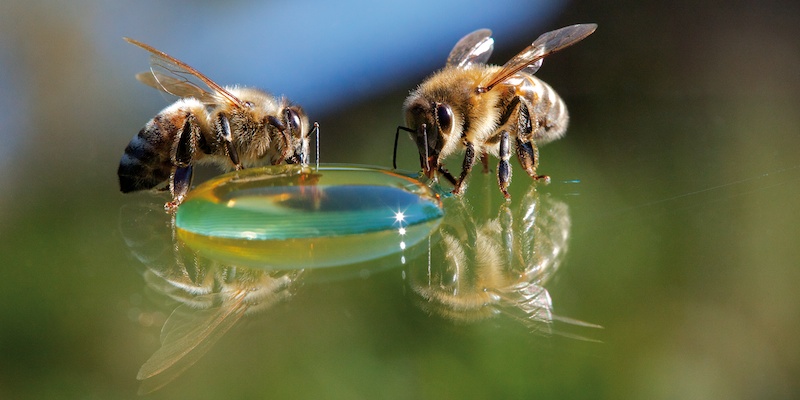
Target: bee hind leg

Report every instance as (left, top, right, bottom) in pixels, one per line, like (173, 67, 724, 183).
(166, 165, 193, 212)
(516, 138, 549, 183)
(166, 114, 198, 211)
(514, 101, 549, 184)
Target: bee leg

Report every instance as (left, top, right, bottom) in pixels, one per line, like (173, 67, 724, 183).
(166, 116, 198, 210)
(480, 153, 490, 173)
(516, 139, 549, 183)
(217, 113, 242, 169)
(514, 101, 549, 183)
(498, 130, 512, 199)
(438, 166, 458, 185)
(280, 131, 293, 164)
(453, 141, 476, 195)
(493, 96, 530, 198)
(267, 115, 292, 164)
(166, 165, 193, 212)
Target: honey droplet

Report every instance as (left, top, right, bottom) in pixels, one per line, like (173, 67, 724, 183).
(175, 164, 443, 269)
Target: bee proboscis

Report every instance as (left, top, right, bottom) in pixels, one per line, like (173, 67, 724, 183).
(395, 24, 596, 198)
(119, 37, 319, 210)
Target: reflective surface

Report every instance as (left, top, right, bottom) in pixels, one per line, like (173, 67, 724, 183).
(120, 179, 592, 395)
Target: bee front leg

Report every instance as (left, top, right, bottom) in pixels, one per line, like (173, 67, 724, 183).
(217, 113, 242, 170)
(267, 115, 292, 164)
(438, 166, 458, 185)
(167, 116, 199, 211)
(453, 140, 476, 195)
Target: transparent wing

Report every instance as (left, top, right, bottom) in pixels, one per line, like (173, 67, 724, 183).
(446, 28, 494, 68)
(124, 37, 244, 107)
(479, 24, 597, 92)
(134, 71, 217, 103)
(136, 300, 248, 394)
(137, 292, 247, 382)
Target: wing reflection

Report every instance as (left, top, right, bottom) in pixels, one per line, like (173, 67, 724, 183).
(119, 204, 303, 394)
(408, 186, 599, 336)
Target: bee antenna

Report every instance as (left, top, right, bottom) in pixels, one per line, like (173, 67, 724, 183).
(422, 124, 429, 171)
(313, 122, 320, 171)
(393, 127, 401, 169)
(394, 126, 415, 170)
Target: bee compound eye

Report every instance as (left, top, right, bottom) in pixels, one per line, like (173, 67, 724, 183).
(435, 103, 454, 135)
(285, 108, 303, 134)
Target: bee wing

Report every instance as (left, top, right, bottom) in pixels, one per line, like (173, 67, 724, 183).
(124, 37, 245, 108)
(446, 28, 494, 68)
(137, 292, 248, 382)
(134, 71, 217, 103)
(479, 24, 597, 92)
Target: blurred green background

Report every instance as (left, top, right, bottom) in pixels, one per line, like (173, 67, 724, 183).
(2, 0, 799, 399)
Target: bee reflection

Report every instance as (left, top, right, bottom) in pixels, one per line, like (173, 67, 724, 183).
(119, 204, 302, 394)
(407, 186, 591, 335)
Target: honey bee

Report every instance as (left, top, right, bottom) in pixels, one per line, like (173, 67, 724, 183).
(118, 37, 319, 210)
(395, 24, 596, 198)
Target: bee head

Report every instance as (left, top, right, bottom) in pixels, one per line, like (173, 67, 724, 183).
(402, 99, 455, 178)
(283, 106, 311, 165)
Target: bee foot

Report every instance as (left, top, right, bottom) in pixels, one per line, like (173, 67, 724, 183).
(164, 199, 182, 213)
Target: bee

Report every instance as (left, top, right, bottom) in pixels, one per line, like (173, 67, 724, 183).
(395, 24, 596, 198)
(118, 37, 319, 210)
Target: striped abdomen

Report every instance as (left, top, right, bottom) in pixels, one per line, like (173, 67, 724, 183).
(119, 99, 212, 193)
(118, 114, 178, 193)
(517, 75, 569, 145)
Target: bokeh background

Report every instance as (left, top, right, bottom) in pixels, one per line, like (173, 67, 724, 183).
(2, 0, 799, 398)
